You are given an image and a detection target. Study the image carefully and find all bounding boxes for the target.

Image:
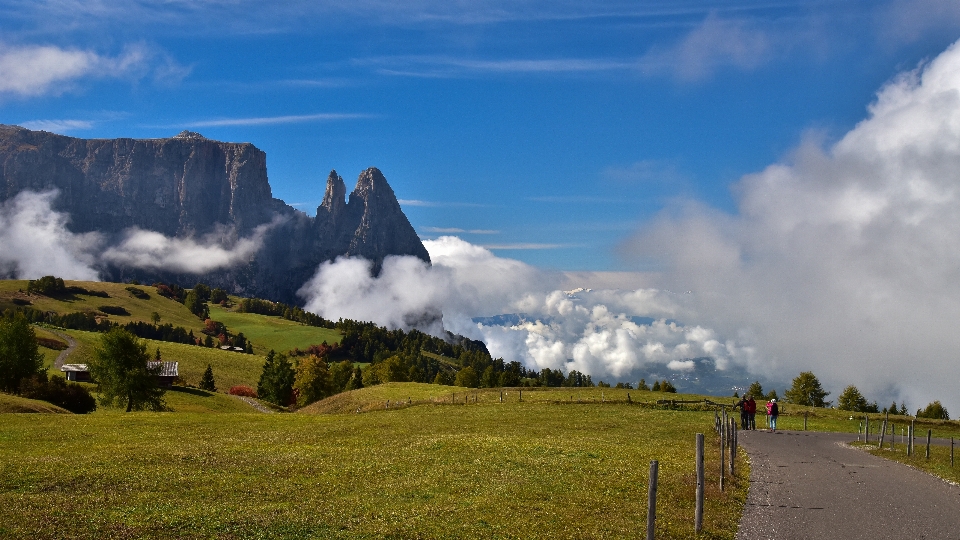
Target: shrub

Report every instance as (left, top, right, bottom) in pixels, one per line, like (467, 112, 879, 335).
(36, 337, 68, 350)
(125, 286, 151, 300)
(26, 276, 66, 296)
(98, 305, 131, 316)
(229, 385, 257, 398)
(19, 373, 97, 414)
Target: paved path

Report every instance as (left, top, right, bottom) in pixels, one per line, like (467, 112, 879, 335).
(736, 430, 960, 539)
(47, 329, 77, 369)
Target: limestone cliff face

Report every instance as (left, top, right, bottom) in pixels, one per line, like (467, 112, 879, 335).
(0, 125, 430, 303)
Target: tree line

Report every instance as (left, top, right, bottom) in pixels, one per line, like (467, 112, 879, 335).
(741, 371, 950, 420)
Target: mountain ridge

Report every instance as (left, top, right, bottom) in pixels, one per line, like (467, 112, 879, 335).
(0, 124, 430, 304)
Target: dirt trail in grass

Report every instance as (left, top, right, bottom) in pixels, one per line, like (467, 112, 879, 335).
(736, 430, 960, 539)
(48, 329, 77, 369)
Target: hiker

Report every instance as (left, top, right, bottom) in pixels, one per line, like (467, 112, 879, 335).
(735, 395, 749, 430)
(745, 395, 757, 430)
(766, 398, 779, 432)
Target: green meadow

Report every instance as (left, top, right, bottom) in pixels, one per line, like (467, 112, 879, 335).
(6, 278, 960, 538)
(0, 388, 750, 539)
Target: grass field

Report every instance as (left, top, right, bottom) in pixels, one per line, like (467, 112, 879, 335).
(0, 391, 749, 539)
(208, 303, 341, 355)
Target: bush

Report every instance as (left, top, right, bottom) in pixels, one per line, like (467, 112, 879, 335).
(98, 305, 130, 316)
(19, 373, 97, 414)
(26, 276, 66, 296)
(229, 385, 257, 398)
(125, 286, 150, 300)
(36, 337, 68, 350)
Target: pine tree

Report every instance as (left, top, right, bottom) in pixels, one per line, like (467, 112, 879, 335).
(747, 381, 765, 399)
(837, 385, 868, 412)
(200, 364, 217, 391)
(0, 312, 45, 393)
(257, 350, 295, 406)
(785, 372, 830, 407)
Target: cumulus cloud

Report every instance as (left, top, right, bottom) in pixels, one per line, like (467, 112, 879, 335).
(0, 42, 187, 97)
(0, 190, 101, 280)
(0, 190, 281, 278)
(101, 217, 285, 274)
(298, 236, 750, 383)
(622, 38, 960, 413)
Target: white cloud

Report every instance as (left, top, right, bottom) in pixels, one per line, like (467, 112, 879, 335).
(0, 190, 101, 280)
(297, 235, 750, 383)
(0, 189, 283, 277)
(622, 38, 960, 413)
(639, 14, 772, 81)
(101, 217, 285, 274)
(0, 42, 188, 97)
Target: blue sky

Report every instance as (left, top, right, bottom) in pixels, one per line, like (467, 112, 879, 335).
(3, 0, 960, 272)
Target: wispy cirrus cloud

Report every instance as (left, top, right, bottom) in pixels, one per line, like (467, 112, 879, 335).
(176, 112, 376, 128)
(399, 199, 489, 208)
(19, 119, 94, 132)
(368, 55, 638, 78)
(482, 242, 569, 250)
(422, 226, 499, 234)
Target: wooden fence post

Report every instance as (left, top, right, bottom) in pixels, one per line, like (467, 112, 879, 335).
(519, 389, 522, 402)
(647, 460, 659, 540)
(864, 414, 869, 443)
(720, 411, 726, 491)
(804, 411, 808, 431)
(695, 434, 704, 534)
(730, 421, 737, 477)
(878, 419, 887, 449)
(951, 437, 954, 468)
(926, 429, 932, 459)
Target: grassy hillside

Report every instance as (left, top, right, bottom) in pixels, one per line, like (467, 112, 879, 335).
(208, 302, 340, 354)
(0, 393, 71, 413)
(0, 279, 205, 331)
(0, 279, 343, 356)
(0, 394, 749, 539)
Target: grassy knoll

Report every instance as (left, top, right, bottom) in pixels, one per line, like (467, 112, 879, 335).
(0, 393, 71, 413)
(0, 396, 748, 539)
(208, 302, 341, 354)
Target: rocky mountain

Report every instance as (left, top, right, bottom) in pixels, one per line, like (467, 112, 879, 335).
(0, 125, 430, 303)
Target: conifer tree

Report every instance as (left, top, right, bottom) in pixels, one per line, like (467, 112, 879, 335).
(200, 364, 217, 391)
(257, 350, 295, 406)
(0, 312, 44, 393)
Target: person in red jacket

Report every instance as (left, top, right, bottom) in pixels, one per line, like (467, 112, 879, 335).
(745, 395, 757, 430)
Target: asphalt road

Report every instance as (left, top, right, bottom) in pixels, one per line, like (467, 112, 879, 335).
(736, 429, 960, 539)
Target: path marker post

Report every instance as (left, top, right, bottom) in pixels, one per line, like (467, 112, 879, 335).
(804, 411, 808, 431)
(951, 437, 954, 468)
(926, 429, 932, 459)
(647, 460, 659, 540)
(695, 433, 704, 534)
(879, 419, 887, 449)
(720, 411, 726, 491)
